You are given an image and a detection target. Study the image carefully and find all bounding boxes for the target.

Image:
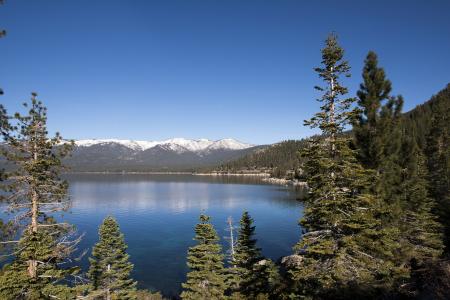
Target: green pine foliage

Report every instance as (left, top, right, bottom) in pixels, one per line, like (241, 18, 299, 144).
(423, 85, 450, 251)
(353, 51, 445, 295)
(354, 51, 394, 170)
(88, 216, 137, 299)
(0, 94, 77, 298)
(242, 258, 281, 300)
(290, 34, 401, 298)
(234, 212, 262, 272)
(397, 125, 443, 264)
(403, 83, 449, 150)
(181, 214, 227, 300)
(353, 51, 404, 206)
(232, 211, 262, 298)
(0, 230, 76, 300)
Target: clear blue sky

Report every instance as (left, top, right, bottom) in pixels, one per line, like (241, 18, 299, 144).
(1, 0, 449, 145)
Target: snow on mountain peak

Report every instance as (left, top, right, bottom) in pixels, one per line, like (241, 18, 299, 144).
(74, 138, 254, 153)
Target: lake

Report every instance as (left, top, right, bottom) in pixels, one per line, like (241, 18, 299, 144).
(62, 174, 304, 297)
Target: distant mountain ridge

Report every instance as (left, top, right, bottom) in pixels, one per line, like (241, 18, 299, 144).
(64, 138, 261, 172)
(74, 138, 253, 153)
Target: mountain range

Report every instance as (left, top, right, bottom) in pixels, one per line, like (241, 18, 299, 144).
(65, 138, 262, 172)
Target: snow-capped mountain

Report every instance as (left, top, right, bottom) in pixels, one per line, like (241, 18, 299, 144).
(65, 138, 259, 172)
(74, 138, 253, 153)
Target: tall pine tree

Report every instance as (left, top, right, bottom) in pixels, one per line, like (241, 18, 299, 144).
(88, 216, 137, 300)
(353, 51, 404, 204)
(354, 51, 445, 293)
(354, 51, 393, 169)
(181, 214, 227, 300)
(290, 35, 401, 298)
(0, 93, 78, 299)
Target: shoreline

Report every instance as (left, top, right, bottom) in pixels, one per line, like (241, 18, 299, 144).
(193, 172, 270, 177)
(64, 171, 308, 187)
(262, 177, 308, 187)
(65, 171, 194, 175)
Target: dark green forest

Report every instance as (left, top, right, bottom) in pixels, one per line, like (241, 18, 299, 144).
(211, 139, 309, 179)
(0, 32, 449, 300)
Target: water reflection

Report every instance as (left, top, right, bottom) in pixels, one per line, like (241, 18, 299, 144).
(49, 175, 304, 297)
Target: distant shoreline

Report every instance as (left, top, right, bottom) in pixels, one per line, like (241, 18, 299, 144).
(65, 171, 194, 175)
(63, 171, 308, 187)
(65, 171, 272, 176)
(193, 172, 270, 177)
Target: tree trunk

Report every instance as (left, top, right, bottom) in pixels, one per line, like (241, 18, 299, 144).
(28, 138, 39, 278)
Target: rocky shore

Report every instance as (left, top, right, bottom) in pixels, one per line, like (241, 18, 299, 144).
(262, 177, 308, 187)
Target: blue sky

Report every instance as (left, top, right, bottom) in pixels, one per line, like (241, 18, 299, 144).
(1, 0, 449, 145)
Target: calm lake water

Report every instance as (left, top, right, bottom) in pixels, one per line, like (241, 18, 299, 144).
(43, 174, 305, 297)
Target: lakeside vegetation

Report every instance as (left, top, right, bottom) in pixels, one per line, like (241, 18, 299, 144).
(0, 28, 449, 300)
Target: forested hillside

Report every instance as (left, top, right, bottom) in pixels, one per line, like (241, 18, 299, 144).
(403, 83, 450, 150)
(211, 139, 308, 178)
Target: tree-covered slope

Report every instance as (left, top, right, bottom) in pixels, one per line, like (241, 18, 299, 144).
(403, 83, 450, 149)
(210, 139, 309, 178)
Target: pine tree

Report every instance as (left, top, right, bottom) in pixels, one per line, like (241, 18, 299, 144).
(234, 212, 261, 271)
(0, 93, 78, 299)
(0, 231, 75, 299)
(181, 214, 227, 300)
(353, 51, 404, 206)
(88, 216, 137, 300)
(232, 212, 261, 297)
(290, 34, 401, 298)
(227, 212, 281, 299)
(425, 91, 450, 251)
(353, 51, 445, 292)
(398, 125, 443, 259)
(354, 51, 393, 170)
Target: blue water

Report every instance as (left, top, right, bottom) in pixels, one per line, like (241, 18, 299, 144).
(14, 174, 304, 297)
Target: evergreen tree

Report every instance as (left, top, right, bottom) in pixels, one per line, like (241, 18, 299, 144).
(231, 212, 266, 298)
(0, 93, 77, 298)
(88, 216, 137, 300)
(181, 214, 227, 300)
(398, 125, 443, 264)
(425, 90, 450, 251)
(290, 34, 401, 298)
(354, 51, 445, 293)
(354, 51, 393, 169)
(0, 231, 75, 299)
(234, 212, 261, 272)
(353, 51, 404, 205)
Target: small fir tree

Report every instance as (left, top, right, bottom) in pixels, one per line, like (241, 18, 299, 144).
(181, 214, 227, 300)
(88, 216, 137, 300)
(232, 212, 263, 297)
